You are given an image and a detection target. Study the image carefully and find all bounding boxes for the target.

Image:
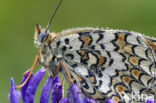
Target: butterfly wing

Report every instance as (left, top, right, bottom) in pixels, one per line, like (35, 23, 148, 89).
(58, 28, 156, 103)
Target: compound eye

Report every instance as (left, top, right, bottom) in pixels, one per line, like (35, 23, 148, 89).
(34, 24, 49, 47)
(38, 31, 48, 42)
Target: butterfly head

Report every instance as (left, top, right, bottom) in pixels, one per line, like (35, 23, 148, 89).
(34, 24, 49, 47)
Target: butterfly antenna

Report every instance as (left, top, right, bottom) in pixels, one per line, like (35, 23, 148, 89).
(45, 0, 64, 32)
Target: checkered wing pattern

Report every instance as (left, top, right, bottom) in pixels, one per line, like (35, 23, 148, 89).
(54, 28, 156, 103)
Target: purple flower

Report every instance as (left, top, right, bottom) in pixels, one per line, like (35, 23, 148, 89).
(84, 97, 96, 103)
(145, 99, 156, 103)
(51, 83, 63, 103)
(106, 99, 115, 103)
(67, 86, 74, 103)
(9, 78, 20, 103)
(70, 84, 84, 103)
(59, 97, 69, 103)
(52, 76, 60, 85)
(21, 72, 33, 102)
(40, 76, 53, 103)
(22, 68, 45, 103)
(9, 68, 118, 103)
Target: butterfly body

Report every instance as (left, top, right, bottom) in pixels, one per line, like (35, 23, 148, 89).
(34, 26, 156, 103)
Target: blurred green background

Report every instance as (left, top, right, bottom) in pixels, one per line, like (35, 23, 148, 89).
(0, 0, 156, 102)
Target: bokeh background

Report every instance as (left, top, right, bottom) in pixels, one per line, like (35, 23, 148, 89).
(0, 0, 156, 102)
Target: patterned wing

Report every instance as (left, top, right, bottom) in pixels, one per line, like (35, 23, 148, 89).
(56, 28, 156, 103)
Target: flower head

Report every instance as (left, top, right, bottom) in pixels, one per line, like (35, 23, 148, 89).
(9, 78, 20, 103)
(40, 76, 53, 103)
(84, 97, 96, 103)
(22, 68, 45, 103)
(145, 99, 156, 103)
(9, 68, 117, 103)
(51, 82, 63, 103)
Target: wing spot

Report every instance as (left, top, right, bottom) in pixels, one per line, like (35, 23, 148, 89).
(77, 50, 89, 64)
(112, 96, 119, 103)
(100, 44, 105, 50)
(87, 76, 96, 83)
(97, 55, 105, 66)
(66, 54, 74, 59)
(79, 35, 92, 48)
(116, 85, 124, 94)
(62, 46, 67, 51)
(117, 34, 125, 42)
(96, 33, 103, 43)
(71, 64, 78, 68)
(146, 39, 156, 54)
(77, 51, 87, 60)
(122, 76, 131, 85)
(131, 70, 140, 79)
(56, 40, 60, 46)
(69, 46, 72, 49)
(65, 38, 69, 44)
(129, 56, 139, 65)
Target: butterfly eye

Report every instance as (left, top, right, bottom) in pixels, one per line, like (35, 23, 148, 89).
(38, 30, 49, 43)
(35, 24, 49, 43)
(34, 24, 49, 47)
(36, 24, 48, 42)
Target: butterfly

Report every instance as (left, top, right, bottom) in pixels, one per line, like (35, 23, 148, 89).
(17, 0, 156, 102)
(34, 25, 156, 103)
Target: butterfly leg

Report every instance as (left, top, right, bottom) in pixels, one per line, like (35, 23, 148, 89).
(52, 63, 62, 77)
(52, 61, 74, 84)
(60, 62, 74, 84)
(16, 53, 40, 89)
(61, 77, 64, 86)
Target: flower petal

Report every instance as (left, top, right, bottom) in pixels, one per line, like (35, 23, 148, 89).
(83, 97, 87, 103)
(84, 97, 96, 103)
(10, 77, 20, 103)
(106, 98, 115, 103)
(145, 95, 156, 103)
(24, 68, 45, 103)
(70, 84, 84, 103)
(40, 76, 53, 103)
(21, 72, 33, 102)
(67, 87, 74, 103)
(51, 83, 63, 103)
(59, 98, 69, 103)
(145, 99, 156, 103)
(53, 76, 60, 86)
